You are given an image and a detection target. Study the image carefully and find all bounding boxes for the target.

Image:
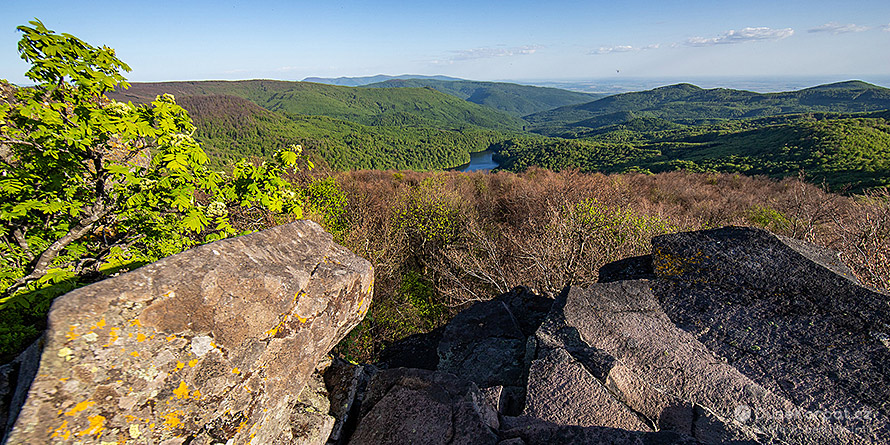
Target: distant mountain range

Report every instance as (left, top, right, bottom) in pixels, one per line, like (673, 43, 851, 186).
(361, 79, 603, 116)
(526, 80, 890, 136)
(302, 74, 463, 87)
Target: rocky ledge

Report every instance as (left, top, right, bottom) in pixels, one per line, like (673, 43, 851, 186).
(2, 225, 887, 444)
(339, 226, 889, 445)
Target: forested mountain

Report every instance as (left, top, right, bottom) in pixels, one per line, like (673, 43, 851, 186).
(495, 111, 890, 192)
(302, 74, 462, 87)
(111, 80, 526, 132)
(525, 81, 890, 135)
(176, 95, 510, 170)
(361, 79, 603, 116)
(109, 79, 890, 193)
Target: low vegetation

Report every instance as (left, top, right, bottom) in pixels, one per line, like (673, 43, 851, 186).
(290, 169, 890, 363)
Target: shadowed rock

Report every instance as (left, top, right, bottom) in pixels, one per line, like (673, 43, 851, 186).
(4, 220, 373, 444)
(348, 368, 499, 445)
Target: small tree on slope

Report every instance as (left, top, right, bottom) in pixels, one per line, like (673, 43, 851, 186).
(0, 21, 304, 355)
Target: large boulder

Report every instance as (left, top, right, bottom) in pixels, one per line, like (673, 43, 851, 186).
(651, 226, 890, 441)
(4, 220, 373, 444)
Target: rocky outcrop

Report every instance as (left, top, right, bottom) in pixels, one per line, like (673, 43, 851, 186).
(3, 220, 373, 444)
(344, 226, 889, 444)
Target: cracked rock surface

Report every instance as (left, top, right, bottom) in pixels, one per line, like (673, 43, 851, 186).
(347, 227, 889, 444)
(3, 220, 373, 444)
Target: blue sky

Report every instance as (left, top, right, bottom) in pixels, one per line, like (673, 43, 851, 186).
(2, 0, 889, 87)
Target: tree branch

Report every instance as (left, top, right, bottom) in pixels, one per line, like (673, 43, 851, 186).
(1, 200, 109, 300)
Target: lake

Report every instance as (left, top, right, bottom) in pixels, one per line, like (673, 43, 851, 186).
(459, 150, 499, 172)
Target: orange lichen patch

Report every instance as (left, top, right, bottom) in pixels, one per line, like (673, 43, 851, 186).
(235, 418, 250, 433)
(129, 318, 142, 327)
(104, 327, 120, 347)
(175, 361, 185, 371)
(64, 400, 95, 416)
(166, 335, 177, 342)
(264, 315, 290, 337)
(192, 389, 202, 399)
(76, 414, 106, 437)
(137, 333, 147, 342)
(163, 411, 183, 428)
(90, 318, 106, 330)
(130, 351, 140, 357)
(232, 368, 241, 374)
(173, 381, 190, 399)
(188, 359, 198, 367)
(49, 420, 71, 440)
(66, 325, 80, 342)
(295, 314, 308, 323)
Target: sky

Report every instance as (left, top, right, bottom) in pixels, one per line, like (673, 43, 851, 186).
(2, 0, 889, 89)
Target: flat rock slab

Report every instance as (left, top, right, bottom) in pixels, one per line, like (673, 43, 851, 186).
(5, 220, 373, 444)
(651, 226, 890, 440)
(349, 368, 498, 445)
(562, 280, 865, 444)
(499, 416, 700, 445)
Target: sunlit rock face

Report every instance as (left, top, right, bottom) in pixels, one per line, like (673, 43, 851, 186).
(3, 220, 373, 445)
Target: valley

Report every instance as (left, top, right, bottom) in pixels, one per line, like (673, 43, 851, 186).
(111, 77, 890, 193)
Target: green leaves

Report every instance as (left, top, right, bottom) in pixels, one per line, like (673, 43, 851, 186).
(0, 20, 310, 337)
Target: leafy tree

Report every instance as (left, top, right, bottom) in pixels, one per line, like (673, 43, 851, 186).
(0, 20, 304, 354)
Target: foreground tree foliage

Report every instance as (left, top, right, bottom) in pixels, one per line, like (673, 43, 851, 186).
(0, 21, 304, 357)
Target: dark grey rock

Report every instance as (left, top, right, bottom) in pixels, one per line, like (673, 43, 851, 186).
(651, 226, 890, 440)
(523, 347, 651, 431)
(348, 368, 498, 445)
(598, 254, 654, 283)
(499, 416, 701, 445)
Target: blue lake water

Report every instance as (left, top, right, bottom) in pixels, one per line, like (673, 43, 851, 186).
(460, 150, 499, 172)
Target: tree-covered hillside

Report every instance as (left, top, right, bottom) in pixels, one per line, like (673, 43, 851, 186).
(178, 95, 509, 171)
(111, 80, 526, 132)
(495, 112, 890, 192)
(361, 78, 602, 116)
(525, 81, 890, 135)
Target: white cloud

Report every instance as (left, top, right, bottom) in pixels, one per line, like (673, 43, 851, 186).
(808, 22, 870, 34)
(883, 23, 890, 32)
(592, 43, 660, 55)
(686, 27, 794, 46)
(434, 45, 542, 64)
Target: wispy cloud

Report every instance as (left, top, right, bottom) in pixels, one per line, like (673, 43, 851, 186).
(808, 22, 870, 34)
(433, 45, 542, 64)
(686, 27, 794, 46)
(883, 23, 890, 32)
(591, 44, 660, 55)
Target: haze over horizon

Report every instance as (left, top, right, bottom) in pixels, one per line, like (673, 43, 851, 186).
(2, 0, 889, 90)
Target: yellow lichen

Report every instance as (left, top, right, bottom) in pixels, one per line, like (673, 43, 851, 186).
(76, 414, 106, 437)
(163, 411, 182, 428)
(173, 381, 190, 399)
(137, 333, 147, 342)
(64, 400, 95, 416)
(66, 325, 80, 341)
(130, 351, 139, 357)
(175, 361, 185, 371)
(104, 327, 120, 347)
(188, 359, 198, 367)
(232, 367, 241, 374)
(129, 318, 142, 327)
(49, 420, 71, 440)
